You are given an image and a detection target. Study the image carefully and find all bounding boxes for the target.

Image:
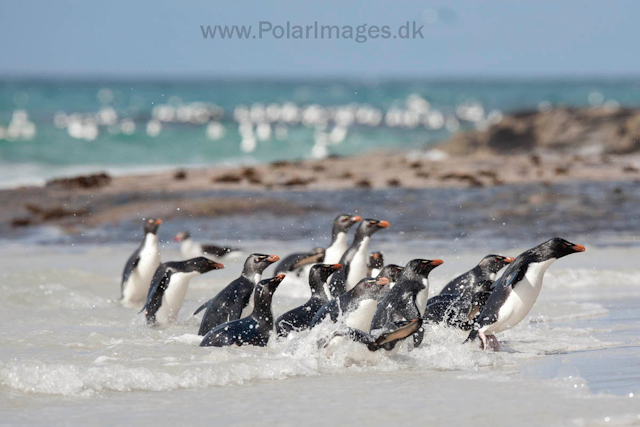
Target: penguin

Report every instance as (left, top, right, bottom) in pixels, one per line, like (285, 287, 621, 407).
(328, 219, 390, 298)
(423, 254, 514, 328)
(194, 253, 279, 336)
(465, 238, 585, 350)
(121, 218, 162, 307)
(140, 257, 225, 326)
(173, 231, 242, 261)
(200, 275, 286, 347)
(376, 264, 404, 289)
(423, 279, 493, 330)
(330, 259, 443, 352)
(367, 252, 384, 277)
(323, 214, 362, 264)
(438, 254, 514, 297)
(275, 263, 342, 337)
(309, 276, 389, 330)
(274, 248, 325, 276)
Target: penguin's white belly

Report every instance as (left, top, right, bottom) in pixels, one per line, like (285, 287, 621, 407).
(345, 299, 379, 332)
(240, 275, 260, 318)
(415, 279, 429, 317)
(154, 273, 195, 326)
(122, 239, 160, 305)
(346, 238, 369, 290)
(325, 233, 348, 264)
(484, 259, 555, 335)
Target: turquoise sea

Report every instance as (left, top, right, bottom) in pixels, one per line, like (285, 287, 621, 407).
(1, 78, 640, 186)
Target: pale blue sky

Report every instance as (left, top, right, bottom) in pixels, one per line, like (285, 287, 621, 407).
(1, 0, 638, 79)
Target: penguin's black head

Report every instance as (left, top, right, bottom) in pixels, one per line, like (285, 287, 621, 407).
(257, 274, 286, 296)
(403, 259, 444, 279)
(244, 253, 280, 275)
(143, 218, 162, 235)
(332, 214, 362, 236)
(377, 264, 403, 282)
(310, 263, 342, 285)
(478, 254, 514, 273)
(538, 237, 586, 260)
(183, 257, 225, 274)
(355, 218, 390, 239)
(173, 231, 191, 242)
(368, 252, 384, 270)
(352, 276, 389, 300)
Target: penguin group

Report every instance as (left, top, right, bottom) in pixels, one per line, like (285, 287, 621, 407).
(120, 215, 586, 352)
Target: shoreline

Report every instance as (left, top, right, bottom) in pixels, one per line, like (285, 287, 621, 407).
(0, 150, 639, 236)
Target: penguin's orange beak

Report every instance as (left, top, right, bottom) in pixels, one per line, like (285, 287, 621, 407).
(267, 255, 280, 262)
(274, 274, 286, 282)
(377, 220, 390, 228)
(376, 277, 390, 286)
(173, 234, 181, 242)
(504, 256, 515, 263)
(210, 262, 225, 269)
(155, 219, 162, 225)
(351, 215, 362, 222)
(572, 244, 586, 252)
(430, 259, 444, 266)
(331, 264, 343, 271)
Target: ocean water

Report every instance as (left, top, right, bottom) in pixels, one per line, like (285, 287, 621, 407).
(0, 241, 639, 425)
(1, 79, 640, 186)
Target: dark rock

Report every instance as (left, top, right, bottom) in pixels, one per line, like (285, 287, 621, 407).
(46, 173, 111, 189)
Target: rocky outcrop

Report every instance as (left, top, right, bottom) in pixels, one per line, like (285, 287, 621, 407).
(439, 107, 640, 156)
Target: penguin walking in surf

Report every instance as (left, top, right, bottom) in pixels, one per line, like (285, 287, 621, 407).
(200, 275, 286, 347)
(331, 259, 443, 352)
(173, 231, 242, 261)
(140, 257, 225, 326)
(465, 238, 585, 350)
(121, 218, 162, 307)
(328, 219, 390, 298)
(310, 276, 390, 330)
(194, 253, 279, 335)
(275, 263, 342, 337)
(323, 214, 362, 264)
(424, 254, 513, 329)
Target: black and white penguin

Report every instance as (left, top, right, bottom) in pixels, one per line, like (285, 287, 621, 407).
(310, 276, 389, 330)
(465, 238, 585, 350)
(328, 219, 390, 297)
(323, 214, 362, 264)
(200, 274, 286, 347)
(173, 231, 242, 261)
(140, 257, 225, 326)
(275, 263, 342, 337)
(376, 264, 404, 289)
(194, 253, 280, 336)
(367, 252, 384, 277)
(424, 280, 493, 329)
(423, 254, 514, 328)
(121, 218, 162, 307)
(331, 259, 443, 352)
(438, 254, 514, 297)
(274, 248, 325, 276)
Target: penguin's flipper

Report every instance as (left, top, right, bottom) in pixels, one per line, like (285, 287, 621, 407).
(193, 301, 209, 316)
(140, 267, 172, 325)
(121, 248, 141, 294)
(372, 318, 423, 350)
(290, 251, 325, 271)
